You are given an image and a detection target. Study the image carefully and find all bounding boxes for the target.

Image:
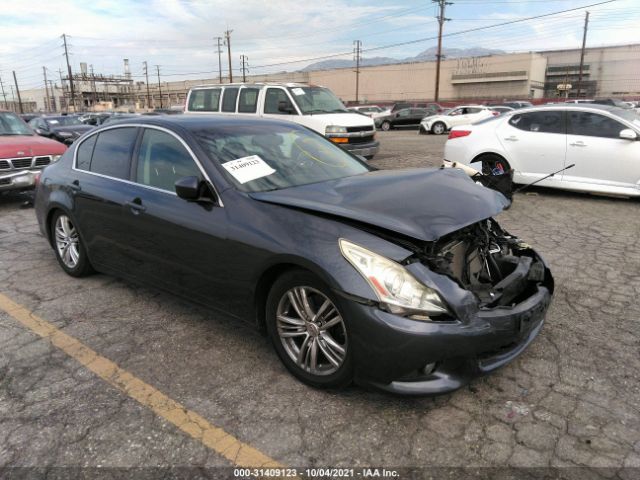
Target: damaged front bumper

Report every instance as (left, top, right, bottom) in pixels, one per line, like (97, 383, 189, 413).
(340, 227, 554, 396)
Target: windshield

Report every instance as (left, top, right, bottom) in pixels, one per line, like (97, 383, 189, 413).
(0, 112, 33, 135)
(612, 107, 640, 125)
(193, 123, 371, 193)
(46, 116, 82, 127)
(287, 87, 348, 114)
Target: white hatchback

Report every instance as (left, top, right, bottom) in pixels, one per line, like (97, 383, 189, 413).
(444, 104, 640, 197)
(420, 105, 495, 135)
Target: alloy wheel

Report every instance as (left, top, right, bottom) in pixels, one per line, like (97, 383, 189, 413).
(276, 286, 347, 376)
(432, 122, 445, 135)
(54, 214, 80, 269)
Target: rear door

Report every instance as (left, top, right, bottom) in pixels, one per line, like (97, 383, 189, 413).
(72, 126, 141, 272)
(447, 107, 470, 128)
(495, 110, 566, 183)
(565, 110, 640, 188)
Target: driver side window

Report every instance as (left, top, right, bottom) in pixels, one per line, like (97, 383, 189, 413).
(264, 89, 294, 115)
(135, 129, 201, 193)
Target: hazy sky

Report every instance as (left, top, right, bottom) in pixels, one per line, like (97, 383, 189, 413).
(0, 0, 638, 92)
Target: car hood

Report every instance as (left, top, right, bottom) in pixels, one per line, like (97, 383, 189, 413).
(0, 134, 67, 158)
(249, 168, 509, 242)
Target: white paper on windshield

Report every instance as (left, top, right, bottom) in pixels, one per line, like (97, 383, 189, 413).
(48, 120, 59, 124)
(222, 155, 275, 184)
(291, 87, 305, 96)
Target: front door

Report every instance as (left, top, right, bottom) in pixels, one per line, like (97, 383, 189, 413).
(123, 127, 233, 310)
(565, 110, 640, 189)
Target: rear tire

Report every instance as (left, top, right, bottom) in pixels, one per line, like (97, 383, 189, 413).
(380, 121, 391, 131)
(431, 122, 446, 135)
(50, 211, 94, 277)
(266, 269, 353, 389)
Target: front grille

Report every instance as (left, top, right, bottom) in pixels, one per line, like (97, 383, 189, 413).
(0, 178, 11, 185)
(11, 158, 32, 169)
(346, 126, 373, 133)
(0, 160, 9, 170)
(349, 135, 375, 144)
(34, 156, 51, 167)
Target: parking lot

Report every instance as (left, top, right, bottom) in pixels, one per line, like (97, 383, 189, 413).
(1, 130, 639, 477)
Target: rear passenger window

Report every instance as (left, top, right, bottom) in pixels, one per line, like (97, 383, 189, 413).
(221, 88, 239, 112)
(509, 111, 564, 134)
(135, 129, 201, 192)
(76, 134, 97, 171)
(238, 88, 259, 113)
(90, 127, 138, 179)
(188, 89, 221, 112)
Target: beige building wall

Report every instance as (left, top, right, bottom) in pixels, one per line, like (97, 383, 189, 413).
(306, 52, 547, 103)
(543, 43, 640, 97)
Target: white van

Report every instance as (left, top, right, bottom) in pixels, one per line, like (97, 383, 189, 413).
(185, 83, 379, 159)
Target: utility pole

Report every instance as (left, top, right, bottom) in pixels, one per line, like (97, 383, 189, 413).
(240, 55, 248, 82)
(576, 11, 590, 99)
(58, 68, 67, 112)
(43, 67, 50, 112)
(62, 34, 76, 112)
(433, 0, 451, 102)
(143, 61, 151, 109)
(12, 71, 23, 114)
(0, 76, 7, 110)
(48, 80, 57, 111)
(224, 29, 233, 83)
(10, 85, 15, 112)
(155, 65, 163, 109)
(215, 37, 223, 83)
(563, 67, 570, 99)
(90, 65, 98, 107)
(353, 40, 362, 104)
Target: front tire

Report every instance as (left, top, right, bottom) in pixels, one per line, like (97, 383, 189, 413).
(51, 211, 94, 277)
(431, 122, 446, 135)
(266, 270, 353, 389)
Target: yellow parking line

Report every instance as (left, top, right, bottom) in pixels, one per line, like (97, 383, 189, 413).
(0, 292, 281, 468)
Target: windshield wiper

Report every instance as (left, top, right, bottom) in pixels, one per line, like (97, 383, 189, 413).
(0, 133, 29, 136)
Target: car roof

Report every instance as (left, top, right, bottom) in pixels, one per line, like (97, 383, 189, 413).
(93, 113, 306, 132)
(190, 82, 322, 89)
(515, 104, 621, 114)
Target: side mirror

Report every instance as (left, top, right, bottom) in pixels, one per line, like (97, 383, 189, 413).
(619, 129, 637, 140)
(175, 176, 216, 205)
(175, 176, 201, 200)
(277, 101, 294, 114)
(34, 128, 44, 135)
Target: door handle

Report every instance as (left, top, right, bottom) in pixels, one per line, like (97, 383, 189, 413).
(504, 136, 518, 142)
(68, 180, 81, 192)
(570, 141, 587, 147)
(125, 198, 146, 214)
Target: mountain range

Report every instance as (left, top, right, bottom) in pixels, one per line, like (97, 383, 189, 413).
(301, 46, 505, 71)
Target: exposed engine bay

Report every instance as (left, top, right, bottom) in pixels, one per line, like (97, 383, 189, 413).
(419, 219, 549, 308)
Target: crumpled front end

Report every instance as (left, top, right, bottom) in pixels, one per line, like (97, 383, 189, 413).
(347, 219, 554, 395)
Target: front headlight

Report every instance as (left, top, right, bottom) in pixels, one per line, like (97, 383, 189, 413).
(325, 125, 347, 135)
(339, 239, 450, 318)
(51, 155, 62, 162)
(57, 131, 73, 138)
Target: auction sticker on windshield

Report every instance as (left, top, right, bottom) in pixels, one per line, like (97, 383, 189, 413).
(222, 155, 276, 184)
(291, 88, 305, 96)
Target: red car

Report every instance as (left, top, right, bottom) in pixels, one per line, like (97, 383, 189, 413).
(0, 111, 66, 192)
